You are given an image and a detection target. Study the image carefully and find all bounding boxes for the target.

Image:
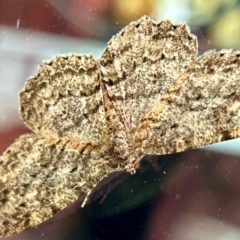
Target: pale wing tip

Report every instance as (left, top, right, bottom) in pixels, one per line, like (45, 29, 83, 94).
(0, 133, 39, 159)
(104, 15, 197, 56)
(119, 14, 196, 35)
(198, 49, 240, 62)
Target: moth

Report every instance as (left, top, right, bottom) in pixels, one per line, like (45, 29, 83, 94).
(0, 15, 240, 237)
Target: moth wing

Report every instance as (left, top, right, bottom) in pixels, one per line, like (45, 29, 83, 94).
(0, 134, 113, 237)
(136, 50, 240, 155)
(19, 54, 109, 154)
(100, 16, 197, 160)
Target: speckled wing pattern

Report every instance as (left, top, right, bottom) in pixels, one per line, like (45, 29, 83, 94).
(136, 50, 240, 155)
(1, 16, 240, 237)
(0, 55, 114, 237)
(19, 55, 110, 154)
(0, 134, 112, 236)
(100, 16, 197, 166)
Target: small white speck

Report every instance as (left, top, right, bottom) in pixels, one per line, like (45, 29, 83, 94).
(16, 19, 20, 29)
(175, 194, 180, 199)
